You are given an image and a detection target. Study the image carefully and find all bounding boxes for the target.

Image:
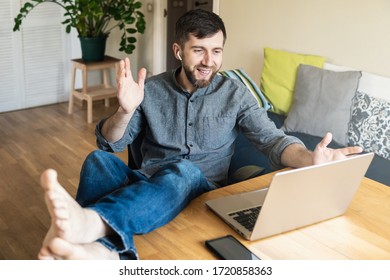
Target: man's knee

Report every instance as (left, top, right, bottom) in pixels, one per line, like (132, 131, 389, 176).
(81, 150, 119, 176)
(157, 160, 210, 190)
(84, 150, 123, 168)
(166, 159, 203, 177)
(85, 150, 108, 163)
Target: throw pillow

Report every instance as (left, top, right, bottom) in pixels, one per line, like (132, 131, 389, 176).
(219, 68, 272, 110)
(348, 92, 390, 160)
(260, 48, 326, 115)
(282, 64, 362, 146)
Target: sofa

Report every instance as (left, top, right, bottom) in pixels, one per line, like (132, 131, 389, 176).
(226, 48, 390, 186)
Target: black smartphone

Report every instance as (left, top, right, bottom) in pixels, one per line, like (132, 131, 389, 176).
(205, 235, 261, 260)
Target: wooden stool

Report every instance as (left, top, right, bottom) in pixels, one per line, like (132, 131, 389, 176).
(68, 56, 120, 123)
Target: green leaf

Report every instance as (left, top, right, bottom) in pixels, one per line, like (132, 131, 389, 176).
(125, 44, 136, 54)
(136, 21, 145, 33)
(23, 2, 34, 9)
(127, 37, 137, 43)
(126, 28, 137, 34)
(136, 11, 145, 18)
(125, 17, 136, 25)
(133, 2, 142, 9)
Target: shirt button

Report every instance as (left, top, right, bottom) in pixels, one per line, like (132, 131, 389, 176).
(190, 99, 194, 103)
(189, 144, 193, 147)
(188, 122, 193, 126)
(184, 156, 190, 159)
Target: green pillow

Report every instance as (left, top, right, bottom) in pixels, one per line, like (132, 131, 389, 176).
(219, 68, 272, 110)
(260, 48, 326, 115)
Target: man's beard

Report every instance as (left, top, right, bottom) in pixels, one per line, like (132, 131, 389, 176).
(183, 64, 219, 88)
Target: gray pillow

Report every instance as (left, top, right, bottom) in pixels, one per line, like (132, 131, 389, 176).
(282, 64, 361, 146)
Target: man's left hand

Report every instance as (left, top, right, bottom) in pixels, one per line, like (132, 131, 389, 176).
(313, 132, 363, 165)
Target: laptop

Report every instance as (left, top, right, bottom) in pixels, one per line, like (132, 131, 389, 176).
(205, 152, 374, 241)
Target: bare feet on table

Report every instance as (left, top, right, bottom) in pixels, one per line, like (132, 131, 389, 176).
(38, 169, 119, 260)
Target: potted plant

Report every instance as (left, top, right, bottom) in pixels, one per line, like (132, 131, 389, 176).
(13, 0, 146, 62)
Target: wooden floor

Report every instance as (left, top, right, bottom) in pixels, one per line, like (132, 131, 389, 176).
(0, 100, 127, 259)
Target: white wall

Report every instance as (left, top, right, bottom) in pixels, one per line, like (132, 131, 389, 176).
(218, 0, 390, 83)
(106, 0, 390, 83)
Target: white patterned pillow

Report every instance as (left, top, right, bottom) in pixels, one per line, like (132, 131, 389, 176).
(348, 91, 390, 160)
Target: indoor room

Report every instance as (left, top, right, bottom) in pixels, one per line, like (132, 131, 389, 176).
(0, 0, 389, 263)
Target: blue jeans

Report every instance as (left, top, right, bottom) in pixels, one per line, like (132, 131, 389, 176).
(75, 150, 213, 259)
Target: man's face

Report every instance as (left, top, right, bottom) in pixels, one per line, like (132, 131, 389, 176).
(180, 31, 224, 89)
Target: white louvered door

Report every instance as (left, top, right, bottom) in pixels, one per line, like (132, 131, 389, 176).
(0, 0, 70, 113)
(0, 0, 21, 112)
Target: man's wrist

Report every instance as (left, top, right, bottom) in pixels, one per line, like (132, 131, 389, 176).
(281, 143, 313, 168)
(101, 107, 134, 142)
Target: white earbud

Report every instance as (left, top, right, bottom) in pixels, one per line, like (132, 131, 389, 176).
(177, 52, 182, 61)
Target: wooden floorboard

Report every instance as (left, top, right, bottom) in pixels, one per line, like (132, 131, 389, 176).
(0, 100, 127, 259)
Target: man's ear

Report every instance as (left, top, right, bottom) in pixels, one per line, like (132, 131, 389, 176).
(173, 43, 182, 61)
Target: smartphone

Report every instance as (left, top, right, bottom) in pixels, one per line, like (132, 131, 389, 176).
(205, 235, 261, 260)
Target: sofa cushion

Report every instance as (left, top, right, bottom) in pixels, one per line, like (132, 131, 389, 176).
(219, 68, 272, 110)
(348, 91, 390, 160)
(365, 155, 390, 186)
(282, 64, 361, 146)
(260, 48, 325, 115)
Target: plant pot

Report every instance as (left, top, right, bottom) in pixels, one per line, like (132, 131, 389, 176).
(79, 35, 108, 62)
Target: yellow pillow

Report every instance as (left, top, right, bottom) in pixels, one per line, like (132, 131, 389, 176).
(260, 48, 325, 115)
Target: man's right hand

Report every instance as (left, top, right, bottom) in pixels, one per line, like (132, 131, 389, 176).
(101, 58, 147, 143)
(117, 57, 147, 114)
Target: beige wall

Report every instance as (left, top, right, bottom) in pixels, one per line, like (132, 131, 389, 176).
(219, 0, 390, 83)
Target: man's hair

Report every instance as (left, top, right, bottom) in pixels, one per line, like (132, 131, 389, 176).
(174, 9, 227, 47)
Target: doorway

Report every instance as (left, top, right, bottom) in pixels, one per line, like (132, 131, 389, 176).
(165, 0, 214, 71)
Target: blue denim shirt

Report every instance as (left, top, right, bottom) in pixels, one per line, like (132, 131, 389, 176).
(96, 68, 303, 187)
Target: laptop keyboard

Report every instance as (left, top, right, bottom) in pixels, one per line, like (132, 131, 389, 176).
(228, 206, 261, 232)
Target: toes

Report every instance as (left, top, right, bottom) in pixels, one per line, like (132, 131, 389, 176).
(49, 238, 76, 259)
(51, 200, 70, 220)
(37, 247, 55, 260)
(54, 219, 68, 235)
(40, 169, 58, 191)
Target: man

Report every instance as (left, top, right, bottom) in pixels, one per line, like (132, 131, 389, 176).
(38, 9, 361, 260)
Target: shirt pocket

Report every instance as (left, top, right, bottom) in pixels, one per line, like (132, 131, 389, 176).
(199, 116, 236, 149)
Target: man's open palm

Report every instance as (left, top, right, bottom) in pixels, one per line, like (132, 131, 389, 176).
(117, 57, 147, 114)
(313, 133, 363, 165)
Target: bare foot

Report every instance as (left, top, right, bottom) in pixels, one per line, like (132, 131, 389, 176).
(38, 238, 119, 260)
(39, 169, 113, 259)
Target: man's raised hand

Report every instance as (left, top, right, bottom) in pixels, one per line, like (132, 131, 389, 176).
(116, 57, 147, 114)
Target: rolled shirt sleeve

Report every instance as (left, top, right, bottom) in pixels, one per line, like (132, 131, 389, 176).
(95, 107, 144, 153)
(237, 87, 305, 170)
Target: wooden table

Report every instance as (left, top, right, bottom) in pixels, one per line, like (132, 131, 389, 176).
(134, 171, 390, 259)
